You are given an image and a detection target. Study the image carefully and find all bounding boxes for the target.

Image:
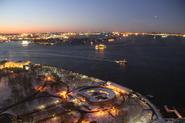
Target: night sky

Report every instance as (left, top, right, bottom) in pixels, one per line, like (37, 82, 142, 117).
(0, 0, 185, 33)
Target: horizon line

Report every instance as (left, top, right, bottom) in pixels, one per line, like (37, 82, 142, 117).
(0, 31, 185, 34)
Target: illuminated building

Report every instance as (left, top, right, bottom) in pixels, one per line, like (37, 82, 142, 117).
(112, 32, 120, 35)
(79, 87, 116, 106)
(122, 33, 129, 37)
(38, 105, 46, 110)
(0, 36, 7, 41)
(44, 75, 56, 82)
(0, 61, 31, 69)
(57, 91, 67, 99)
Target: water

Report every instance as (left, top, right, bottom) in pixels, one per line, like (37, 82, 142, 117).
(0, 36, 185, 115)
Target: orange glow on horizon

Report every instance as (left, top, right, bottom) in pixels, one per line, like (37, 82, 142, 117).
(0, 25, 83, 33)
(0, 24, 115, 34)
(0, 25, 43, 33)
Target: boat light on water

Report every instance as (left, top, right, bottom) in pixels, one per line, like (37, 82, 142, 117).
(115, 59, 128, 65)
(95, 44, 106, 50)
(21, 40, 30, 46)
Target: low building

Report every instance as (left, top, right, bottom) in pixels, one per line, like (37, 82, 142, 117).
(0, 61, 31, 69)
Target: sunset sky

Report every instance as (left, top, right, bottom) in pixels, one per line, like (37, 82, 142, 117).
(0, 0, 185, 33)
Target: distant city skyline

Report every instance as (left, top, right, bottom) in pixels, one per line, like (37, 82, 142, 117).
(0, 0, 185, 33)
